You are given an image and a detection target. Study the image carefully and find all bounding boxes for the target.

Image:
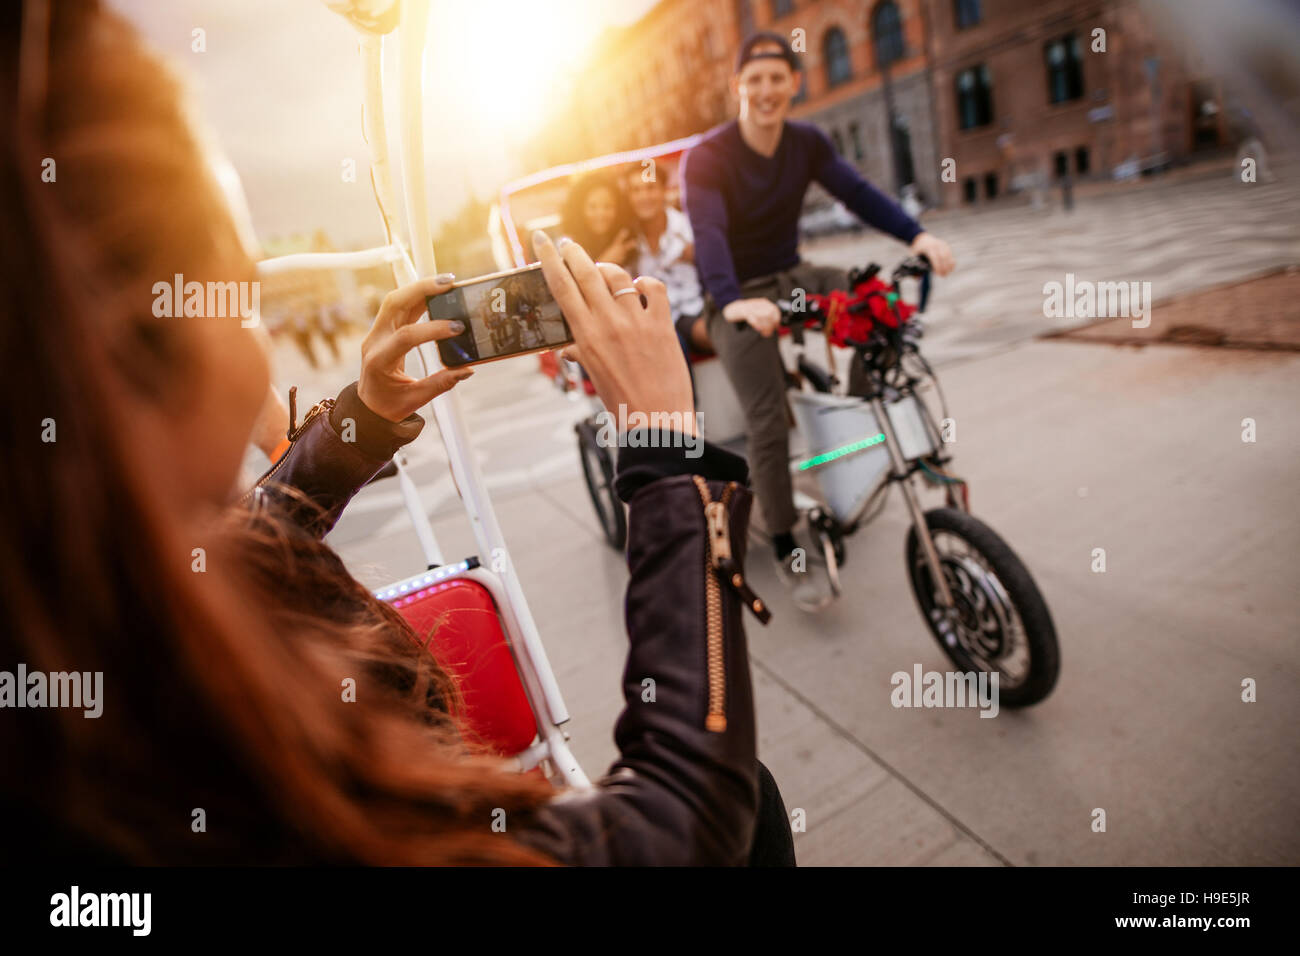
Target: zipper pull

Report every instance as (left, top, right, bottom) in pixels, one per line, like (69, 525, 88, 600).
(704, 501, 732, 566)
(704, 499, 772, 625)
(288, 398, 333, 442)
(718, 557, 772, 625)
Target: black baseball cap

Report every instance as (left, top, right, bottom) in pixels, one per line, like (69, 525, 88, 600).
(735, 31, 802, 74)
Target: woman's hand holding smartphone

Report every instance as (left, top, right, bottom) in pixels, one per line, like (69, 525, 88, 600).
(533, 231, 696, 438)
(357, 275, 475, 423)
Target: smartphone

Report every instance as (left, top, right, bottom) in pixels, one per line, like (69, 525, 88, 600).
(425, 264, 572, 368)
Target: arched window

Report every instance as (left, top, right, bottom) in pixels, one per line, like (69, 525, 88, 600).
(772, 0, 795, 17)
(955, 63, 994, 128)
(873, 1, 904, 69)
(953, 0, 981, 29)
(823, 28, 852, 88)
(1045, 34, 1085, 103)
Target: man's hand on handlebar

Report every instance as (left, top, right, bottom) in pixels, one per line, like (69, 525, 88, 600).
(722, 297, 782, 337)
(909, 231, 955, 277)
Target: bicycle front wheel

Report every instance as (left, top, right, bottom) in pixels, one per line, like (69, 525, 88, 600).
(906, 508, 1060, 707)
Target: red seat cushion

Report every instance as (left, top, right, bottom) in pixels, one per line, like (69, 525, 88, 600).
(390, 579, 537, 756)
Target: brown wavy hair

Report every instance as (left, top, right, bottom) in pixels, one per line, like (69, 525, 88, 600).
(0, 0, 554, 864)
(560, 169, 635, 263)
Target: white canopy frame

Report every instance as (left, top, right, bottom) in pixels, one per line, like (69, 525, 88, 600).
(256, 0, 588, 788)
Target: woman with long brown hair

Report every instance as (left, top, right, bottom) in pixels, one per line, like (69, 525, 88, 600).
(1, 0, 787, 865)
(559, 170, 638, 265)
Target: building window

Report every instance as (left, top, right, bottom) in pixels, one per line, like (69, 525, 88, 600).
(955, 64, 993, 129)
(735, 0, 754, 40)
(963, 177, 977, 203)
(984, 172, 998, 199)
(772, 0, 794, 17)
(831, 129, 845, 155)
(1054, 150, 1069, 178)
(849, 121, 864, 160)
(1045, 34, 1085, 104)
(1075, 146, 1090, 175)
(953, 0, 981, 29)
(824, 27, 853, 88)
(873, 1, 904, 69)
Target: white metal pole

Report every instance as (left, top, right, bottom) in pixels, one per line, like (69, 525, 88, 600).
(392, 0, 573, 729)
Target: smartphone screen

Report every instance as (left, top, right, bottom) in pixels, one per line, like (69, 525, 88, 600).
(426, 264, 572, 368)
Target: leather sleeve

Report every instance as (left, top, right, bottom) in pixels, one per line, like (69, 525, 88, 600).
(514, 473, 760, 865)
(239, 382, 423, 538)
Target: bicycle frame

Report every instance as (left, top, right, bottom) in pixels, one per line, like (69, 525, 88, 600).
(256, 0, 588, 788)
(783, 281, 958, 612)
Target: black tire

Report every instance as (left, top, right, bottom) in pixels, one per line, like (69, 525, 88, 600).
(905, 508, 1059, 707)
(576, 420, 626, 550)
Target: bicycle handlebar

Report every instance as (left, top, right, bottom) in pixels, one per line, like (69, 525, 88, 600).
(775, 255, 932, 325)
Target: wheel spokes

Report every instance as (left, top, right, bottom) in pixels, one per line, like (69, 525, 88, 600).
(923, 531, 1031, 688)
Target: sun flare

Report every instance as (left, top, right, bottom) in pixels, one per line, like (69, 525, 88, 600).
(428, 0, 604, 141)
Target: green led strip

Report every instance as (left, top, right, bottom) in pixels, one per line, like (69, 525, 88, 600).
(797, 433, 886, 471)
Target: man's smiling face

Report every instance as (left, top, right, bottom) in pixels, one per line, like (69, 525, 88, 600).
(734, 42, 800, 130)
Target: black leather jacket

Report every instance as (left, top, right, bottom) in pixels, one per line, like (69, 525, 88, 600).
(249, 382, 765, 865)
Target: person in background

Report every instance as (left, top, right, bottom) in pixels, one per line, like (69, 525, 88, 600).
(289, 299, 319, 369)
(560, 170, 637, 265)
(682, 31, 955, 613)
(316, 300, 342, 363)
(624, 159, 708, 358)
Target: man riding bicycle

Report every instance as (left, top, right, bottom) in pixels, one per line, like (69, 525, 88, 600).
(682, 31, 955, 612)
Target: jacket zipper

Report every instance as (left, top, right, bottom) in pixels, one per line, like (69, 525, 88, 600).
(693, 476, 771, 733)
(235, 392, 335, 511)
(253, 397, 333, 491)
(289, 397, 333, 441)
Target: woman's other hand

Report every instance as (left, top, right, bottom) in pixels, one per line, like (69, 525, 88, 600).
(534, 231, 696, 437)
(597, 228, 638, 265)
(357, 275, 475, 422)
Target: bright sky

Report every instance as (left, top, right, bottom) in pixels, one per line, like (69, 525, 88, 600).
(111, 0, 656, 247)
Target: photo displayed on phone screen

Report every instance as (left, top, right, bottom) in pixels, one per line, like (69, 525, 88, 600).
(426, 265, 570, 368)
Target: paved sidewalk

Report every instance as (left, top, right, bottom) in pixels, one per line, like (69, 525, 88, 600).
(316, 338, 1299, 865)
(805, 159, 1300, 366)
(1053, 266, 1300, 350)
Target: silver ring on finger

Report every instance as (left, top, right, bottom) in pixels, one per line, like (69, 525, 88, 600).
(612, 287, 639, 299)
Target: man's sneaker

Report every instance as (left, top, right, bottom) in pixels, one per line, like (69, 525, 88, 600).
(775, 551, 834, 613)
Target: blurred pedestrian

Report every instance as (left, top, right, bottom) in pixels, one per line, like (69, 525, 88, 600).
(317, 301, 342, 363)
(290, 302, 319, 369)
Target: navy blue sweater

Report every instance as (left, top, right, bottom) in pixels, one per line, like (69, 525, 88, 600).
(682, 120, 923, 309)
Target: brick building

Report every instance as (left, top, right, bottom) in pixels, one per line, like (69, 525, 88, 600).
(563, 0, 739, 162)
(926, 0, 1229, 207)
(520, 0, 1229, 211)
(541, 0, 944, 206)
(778, 0, 945, 207)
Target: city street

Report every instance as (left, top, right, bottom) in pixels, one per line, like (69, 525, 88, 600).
(275, 163, 1300, 865)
